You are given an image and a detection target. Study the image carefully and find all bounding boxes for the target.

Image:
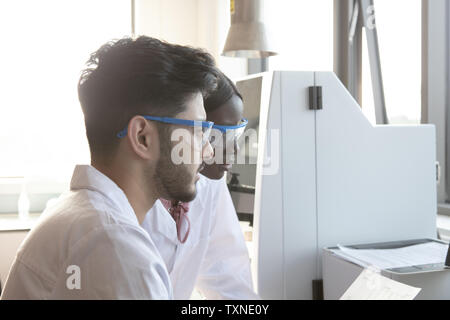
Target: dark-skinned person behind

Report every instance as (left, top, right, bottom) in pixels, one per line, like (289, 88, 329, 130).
(142, 71, 260, 299)
(1, 36, 218, 300)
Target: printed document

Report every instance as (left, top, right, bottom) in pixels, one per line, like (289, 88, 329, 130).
(340, 268, 421, 300)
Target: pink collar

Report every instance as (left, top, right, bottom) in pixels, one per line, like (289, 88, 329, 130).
(159, 199, 190, 243)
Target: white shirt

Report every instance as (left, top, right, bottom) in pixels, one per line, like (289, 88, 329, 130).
(142, 174, 259, 300)
(0, 165, 172, 300)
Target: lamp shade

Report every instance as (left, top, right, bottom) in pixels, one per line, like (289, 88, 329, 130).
(222, 0, 277, 58)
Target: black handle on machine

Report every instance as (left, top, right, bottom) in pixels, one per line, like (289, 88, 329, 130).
(229, 173, 240, 186)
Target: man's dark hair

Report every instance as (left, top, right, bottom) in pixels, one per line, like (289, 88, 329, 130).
(78, 36, 219, 160)
(203, 71, 242, 113)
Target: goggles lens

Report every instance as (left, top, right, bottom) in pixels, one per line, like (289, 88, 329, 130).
(210, 118, 247, 148)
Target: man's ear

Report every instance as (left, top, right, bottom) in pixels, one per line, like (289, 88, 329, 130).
(127, 115, 158, 160)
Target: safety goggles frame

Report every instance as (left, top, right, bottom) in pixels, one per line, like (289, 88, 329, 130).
(210, 118, 248, 147)
(212, 118, 248, 133)
(116, 115, 214, 146)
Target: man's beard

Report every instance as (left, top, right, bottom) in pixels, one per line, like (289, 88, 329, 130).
(152, 138, 198, 203)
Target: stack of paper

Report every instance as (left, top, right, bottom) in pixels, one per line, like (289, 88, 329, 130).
(331, 241, 448, 270)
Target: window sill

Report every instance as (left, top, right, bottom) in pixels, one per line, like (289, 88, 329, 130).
(438, 203, 450, 216)
(0, 213, 41, 232)
(0, 212, 448, 243)
(437, 213, 450, 242)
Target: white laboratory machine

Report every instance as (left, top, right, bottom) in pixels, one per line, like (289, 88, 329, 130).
(230, 71, 437, 300)
(322, 238, 450, 300)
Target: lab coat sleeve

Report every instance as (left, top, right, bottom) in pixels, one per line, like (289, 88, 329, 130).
(0, 257, 55, 300)
(195, 178, 260, 299)
(50, 224, 172, 299)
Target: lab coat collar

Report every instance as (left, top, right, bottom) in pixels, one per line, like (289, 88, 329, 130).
(150, 200, 179, 244)
(148, 175, 209, 245)
(70, 165, 139, 226)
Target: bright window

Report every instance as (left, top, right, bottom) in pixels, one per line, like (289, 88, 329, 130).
(0, 0, 131, 181)
(264, 0, 421, 125)
(0, 0, 131, 212)
(362, 0, 422, 124)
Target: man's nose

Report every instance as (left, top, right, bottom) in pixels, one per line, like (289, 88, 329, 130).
(202, 140, 214, 161)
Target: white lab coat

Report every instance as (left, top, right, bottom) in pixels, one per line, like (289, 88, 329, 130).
(142, 174, 259, 300)
(0, 165, 172, 300)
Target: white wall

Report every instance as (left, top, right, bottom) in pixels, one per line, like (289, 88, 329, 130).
(134, 0, 247, 79)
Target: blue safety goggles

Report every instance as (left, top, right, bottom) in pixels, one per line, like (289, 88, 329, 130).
(210, 118, 248, 148)
(117, 115, 214, 146)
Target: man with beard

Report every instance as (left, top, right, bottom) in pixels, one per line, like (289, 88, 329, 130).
(143, 72, 259, 299)
(0, 36, 218, 299)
